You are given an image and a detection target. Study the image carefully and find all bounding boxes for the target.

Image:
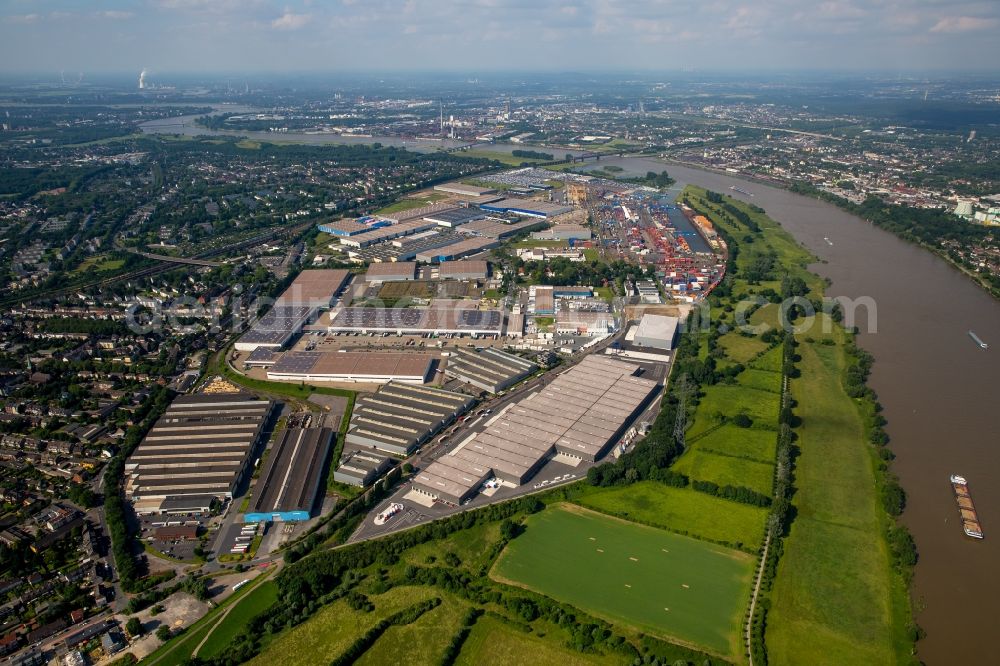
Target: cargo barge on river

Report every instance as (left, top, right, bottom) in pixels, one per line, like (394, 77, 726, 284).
(951, 475, 984, 539)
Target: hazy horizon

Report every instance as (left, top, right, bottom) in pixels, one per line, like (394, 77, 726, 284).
(1, 0, 998, 75)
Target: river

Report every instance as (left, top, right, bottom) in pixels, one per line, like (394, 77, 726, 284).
(657, 160, 1000, 665)
(137, 114, 997, 661)
(139, 111, 590, 158)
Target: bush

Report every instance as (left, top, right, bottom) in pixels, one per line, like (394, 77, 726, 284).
(732, 414, 753, 428)
(125, 617, 143, 637)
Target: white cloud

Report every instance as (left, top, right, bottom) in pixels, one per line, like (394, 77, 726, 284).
(99, 11, 134, 20)
(272, 11, 310, 30)
(930, 16, 998, 33)
(5, 13, 40, 24)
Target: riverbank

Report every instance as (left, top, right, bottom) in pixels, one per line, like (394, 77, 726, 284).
(681, 186, 917, 664)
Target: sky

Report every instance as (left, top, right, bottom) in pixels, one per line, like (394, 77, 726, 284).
(0, 0, 998, 75)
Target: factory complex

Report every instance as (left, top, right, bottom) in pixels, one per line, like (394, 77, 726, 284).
(315, 179, 576, 265)
(345, 382, 474, 456)
(125, 392, 276, 515)
(243, 427, 333, 523)
(412, 356, 659, 505)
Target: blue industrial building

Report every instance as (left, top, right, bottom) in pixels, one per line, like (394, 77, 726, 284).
(243, 427, 333, 523)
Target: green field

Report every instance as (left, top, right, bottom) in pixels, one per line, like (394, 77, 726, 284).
(491, 504, 754, 658)
(455, 614, 623, 666)
(672, 449, 774, 496)
(198, 581, 278, 657)
(687, 385, 781, 438)
(737, 368, 783, 393)
(248, 586, 442, 666)
(749, 345, 784, 372)
(691, 424, 777, 464)
(73, 255, 125, 274)
(576, 481, 767, 549)
(400, 521, 501, 571)
(356, 595, 469, 666)
(377, 280, 435, 300)
(765, 331, 904, 664)
(718, 333, 769, 363)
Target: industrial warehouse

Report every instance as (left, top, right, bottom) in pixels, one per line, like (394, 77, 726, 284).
(365, 261, 417, 283)
(328, 303, 504, 336)
(243, 428, 333, 522)
(412, 356, 658, 505)
(276, 269, 352, 307)
(125, 392, 276, 514)
(438, 260, 489, 280)
(267, 351, 437, 384)
(345, 382, 474, 456)
(445, 347, 537, 394)
(235, 269, 352, 352)
(234, 304, 316, 352)
(333, 450, 393, 487)
(633, 313, 680, 350)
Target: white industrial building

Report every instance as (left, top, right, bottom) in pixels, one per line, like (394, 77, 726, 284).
(633, 314, 679, 351)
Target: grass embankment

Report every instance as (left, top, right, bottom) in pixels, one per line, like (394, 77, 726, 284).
(765, 324, 909, 664)
(145, 574, 276, 666)
(197, 580, 279, 657)
(492, 504, 754, 659)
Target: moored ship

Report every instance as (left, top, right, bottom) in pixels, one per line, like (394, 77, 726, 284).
(950, 475, 984, 539)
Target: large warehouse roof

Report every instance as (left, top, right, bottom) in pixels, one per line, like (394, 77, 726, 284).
(276, 269, 352, 307)
(460, 218, 547, 239)
(346, 382, 473, 456)
(424, 207, 486, 227)
(267, 351, 436, 384)
(329, 303, 502, 335)
(433, 183, 497, 197)
(479, 198, 574, 218)
(439, 260, 489, 279)
(414, 356, 657, 504)
(125, 393, 275, 513)
(365, 261, 417, 282)
(445, 347, 537, 393)
(244, 427, 332, 522)
(414, 236, 499, 263)
(236, 304, 316, 351)
(634, 314, 679, 351)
